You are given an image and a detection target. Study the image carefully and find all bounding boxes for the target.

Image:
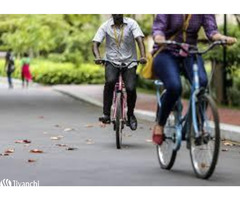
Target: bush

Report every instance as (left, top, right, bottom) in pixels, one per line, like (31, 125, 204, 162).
(228, 70, 240, 107)
(0, 58, 104, 85)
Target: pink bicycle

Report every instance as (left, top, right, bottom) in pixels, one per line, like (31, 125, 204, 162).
(100, 59, 140, 149)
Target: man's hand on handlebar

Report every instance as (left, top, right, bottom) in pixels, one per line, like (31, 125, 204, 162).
(94, 57, 103, 65)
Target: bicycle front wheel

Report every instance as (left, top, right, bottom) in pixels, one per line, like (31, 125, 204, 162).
(190, 93, 220, 179)
(115, 92, 123, 149)
(157, 110, 177, 170)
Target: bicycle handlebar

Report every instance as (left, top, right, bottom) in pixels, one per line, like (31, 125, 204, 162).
(156, 40, 227, 55)
(94, 59, 140, 68)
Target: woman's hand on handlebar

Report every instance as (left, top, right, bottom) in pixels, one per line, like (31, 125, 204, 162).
(224, 36, 237, 45)
(212, 33, 237, 46)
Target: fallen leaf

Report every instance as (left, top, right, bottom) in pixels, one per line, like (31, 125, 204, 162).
(123, 133, 132, 137)
(63, 128, 75, 132)
(56, 144, 68, 147)
(145, 139, 152, 143)
(50, 136, 63, 140)
(66, 147, 78, 151)
(4, 149, 15, 154)
(221, 148, 229, 152)
(223, 141, 233, 147)
(28, 159, 37, 163)
(30, 149, 44, 153)
(50, 137, 59, 140)
(0, 153, 9, 156)
(15, 139, 31, 144)
(85, 139, 94, 144)
(55, 124, 61, 128)
(38, 116, 44, 119)
(99, 122, 106, 128)
(85, 124, 94, 128)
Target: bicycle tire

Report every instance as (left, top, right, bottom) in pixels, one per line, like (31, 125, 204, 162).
(189, 93, 220, 179)
(156, 107, 177, 170)
(115, 92, 123, 149)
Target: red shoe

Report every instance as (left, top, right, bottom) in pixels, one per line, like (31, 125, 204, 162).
(152, 134, 164, 145)
(152, 125, 164, 145)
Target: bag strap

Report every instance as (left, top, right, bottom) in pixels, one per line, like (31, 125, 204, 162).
(153, 14, 192, 58)
(182, 14, 192, 42)
(113, 24, 125, 48)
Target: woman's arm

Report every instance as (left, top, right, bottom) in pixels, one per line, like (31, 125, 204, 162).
(152, 14, 168, 43)
(203, 15, 237, 45)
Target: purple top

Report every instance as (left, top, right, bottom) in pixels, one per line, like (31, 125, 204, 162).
(152, 14, 219, 53)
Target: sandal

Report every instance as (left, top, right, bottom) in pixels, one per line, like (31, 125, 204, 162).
(152, 125, 164, 145)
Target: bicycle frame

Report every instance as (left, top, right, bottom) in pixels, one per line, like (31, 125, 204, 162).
(112, 71, 127, 122)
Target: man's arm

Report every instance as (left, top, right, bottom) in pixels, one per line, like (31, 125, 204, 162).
(92, 41, 102, 64)
(135, 36, 147, 64)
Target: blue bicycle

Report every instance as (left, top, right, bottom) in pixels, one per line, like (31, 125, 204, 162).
(155, 40, 225, 179)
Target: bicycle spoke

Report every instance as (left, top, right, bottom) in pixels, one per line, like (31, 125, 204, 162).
(190, 94, 220, 179)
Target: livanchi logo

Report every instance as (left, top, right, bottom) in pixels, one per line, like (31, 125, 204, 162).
(0, 179, 39, 186)
(0, 179, 12, 186)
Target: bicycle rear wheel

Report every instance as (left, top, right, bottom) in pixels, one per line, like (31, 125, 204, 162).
(157, 110, 177, 170)
(190, 93, 220, 179)
(115, 92, 123, 149)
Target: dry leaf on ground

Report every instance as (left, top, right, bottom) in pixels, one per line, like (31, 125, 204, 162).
(85, 139, 94, 144)
(221, 148, 229, 152)
(145, 139, 152, 143)
(56, 144, 68, 147)
(66, 147, 78, 151)
(4, 149, 15, 154)
(50, 136, 63, 140)
(0, 153, 9, 156)
(15, 139, 31, 144)
(99, 122, 107, 128)
(223, 141, 234, 147)
(30, 149, 44, 153)
(85, 124, 94, 128)
(63, 128, 75, 132)
(28, 159, 37, 163)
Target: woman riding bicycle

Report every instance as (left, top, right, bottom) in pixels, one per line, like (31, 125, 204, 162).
(152, 14, 237, 145)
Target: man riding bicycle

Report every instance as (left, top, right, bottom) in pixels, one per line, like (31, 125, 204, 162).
(92, 14, 147, 130)
(151, 14, 237, 145)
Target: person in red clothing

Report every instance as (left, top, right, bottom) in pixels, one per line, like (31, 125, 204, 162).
(21, 53, 32, 88)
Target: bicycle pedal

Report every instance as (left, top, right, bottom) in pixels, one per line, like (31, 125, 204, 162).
(194, 137, 202, 146)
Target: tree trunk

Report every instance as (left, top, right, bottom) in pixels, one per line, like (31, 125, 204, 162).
(211, 60, 224, 104)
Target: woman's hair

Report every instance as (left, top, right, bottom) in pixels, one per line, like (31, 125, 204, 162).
(24, 53, 29, 57)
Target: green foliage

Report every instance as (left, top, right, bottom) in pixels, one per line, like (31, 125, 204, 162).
(204, 24, 240, 68)
(0, 58, 104, 85)
(227, 69, 240, 106)
(0, 14, 102, 65)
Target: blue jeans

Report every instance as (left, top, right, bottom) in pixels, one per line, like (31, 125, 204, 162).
(7, 71, 13, 88)
(153, 51, 208, 126)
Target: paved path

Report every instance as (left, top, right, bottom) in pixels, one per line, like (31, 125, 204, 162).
(53, 84, 240, 142)
(0, 86, 240, 186)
